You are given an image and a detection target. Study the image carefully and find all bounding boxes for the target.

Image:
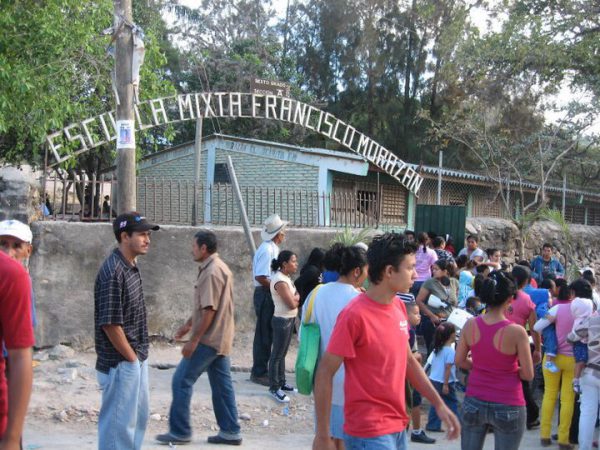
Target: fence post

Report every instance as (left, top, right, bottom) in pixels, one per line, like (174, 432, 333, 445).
(562, 172, 567, 218)
(192, 117, 203, 226)
(437, 150, 443, 206)
(226, 156, 256, 258)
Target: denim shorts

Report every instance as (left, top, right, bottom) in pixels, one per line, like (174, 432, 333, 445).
(344, 431, 407, 450)
(573, 341, 588, 363)
(330, 404, 344, 439)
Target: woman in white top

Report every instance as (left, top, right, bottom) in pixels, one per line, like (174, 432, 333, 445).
(268, 250, 300, 402)
(301, 246, 368, 449)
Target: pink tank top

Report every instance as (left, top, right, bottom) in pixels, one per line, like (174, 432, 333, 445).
(466, 316, 525, 406)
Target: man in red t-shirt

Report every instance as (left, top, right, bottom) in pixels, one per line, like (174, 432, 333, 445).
(0, 244, 34, 449)
(312, 233, 461, 450)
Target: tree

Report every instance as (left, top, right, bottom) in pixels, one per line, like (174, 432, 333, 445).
(0, 0, 177, 170)
(166, 0, 313, 145)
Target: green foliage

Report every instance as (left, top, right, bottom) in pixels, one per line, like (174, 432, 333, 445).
(330, 227, 373, 247)
(0, 0, 176, 170)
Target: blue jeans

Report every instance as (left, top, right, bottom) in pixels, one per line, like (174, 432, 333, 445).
(344, 431, 407, 450)
(542, 324, 558, 356)
(461, 396, 526, 450)
(268, 316, 295, 391)
(418, 314, 436, 355)
(97, 359, 149, 450)
(251, 287, 274, 378)
(168, 344, 241, 440)
(427, 381, 459, 431)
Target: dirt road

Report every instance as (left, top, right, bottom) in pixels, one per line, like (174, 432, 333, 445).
(22, 336, 557, 449)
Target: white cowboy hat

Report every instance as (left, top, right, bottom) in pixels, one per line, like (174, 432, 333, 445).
(261, 214, 288, 242)
(0, 219, 32, 244)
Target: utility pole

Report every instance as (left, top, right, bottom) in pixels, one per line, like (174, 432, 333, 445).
(115, 0, 136, 213)
(191, 117, 203, 226)
(437, 150, 443, 205)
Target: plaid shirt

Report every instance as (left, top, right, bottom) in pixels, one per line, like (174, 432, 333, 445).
(94, 249, 149, 373)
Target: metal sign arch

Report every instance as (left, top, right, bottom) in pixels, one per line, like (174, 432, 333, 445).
(46, 92, 423, 195)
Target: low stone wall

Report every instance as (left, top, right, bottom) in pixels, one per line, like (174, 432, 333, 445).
(28, 218, 599, 347)
(29, 221, 337, 347)
(466, 217, 600, 275)
(0, 165, 41, 223)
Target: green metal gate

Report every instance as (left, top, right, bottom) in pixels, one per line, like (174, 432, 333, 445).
(415, 205, 466, 252)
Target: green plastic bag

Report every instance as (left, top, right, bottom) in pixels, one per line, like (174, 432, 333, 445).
(295, 285, 323, 395)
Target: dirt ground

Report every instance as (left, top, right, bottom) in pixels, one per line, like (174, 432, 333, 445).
(23, 333, 561, 449)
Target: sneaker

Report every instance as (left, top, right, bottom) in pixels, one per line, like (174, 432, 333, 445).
(527, 419, 541, 430)
(270, 389, 290, 403)
(411, 431, 436, 444)
(156, 432, 192, 445)
(281, 383, 297, 393)
(207, 435, 243, 446)
(545, 361, 559, 373)
(250, 374, 270, 386)
(573, 378, 581, 395)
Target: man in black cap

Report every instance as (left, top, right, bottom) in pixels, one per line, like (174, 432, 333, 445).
(94, 212, 159, 450)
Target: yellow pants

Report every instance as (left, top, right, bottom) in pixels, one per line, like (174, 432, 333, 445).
(540, 354, 576, 444)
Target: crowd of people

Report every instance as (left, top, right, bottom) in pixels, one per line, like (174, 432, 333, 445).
(0, 212, 599, 450)
(266, 228, 597, 450)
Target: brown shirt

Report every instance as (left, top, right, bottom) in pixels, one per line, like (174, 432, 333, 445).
(193, 253, 235, 355)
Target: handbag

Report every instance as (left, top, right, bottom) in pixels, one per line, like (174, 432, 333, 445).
(295, 284, 324, 395)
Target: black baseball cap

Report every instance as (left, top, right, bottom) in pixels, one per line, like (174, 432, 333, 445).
(113, 212, 160, 234)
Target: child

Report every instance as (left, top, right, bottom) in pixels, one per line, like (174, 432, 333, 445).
(458, 258, 477, 307)
(465, 296, 482, 316)
(528, 280, 563, 373)
(399, 298, 436, 444)
(567, 296, 595, 393)
(425, 322, 459, 433)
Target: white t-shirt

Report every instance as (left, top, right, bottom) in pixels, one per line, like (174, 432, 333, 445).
(301, 281, 360, 406)
(252, 240, 279, 287)
(270, 271, 298, 318)
(429, 345, 457, 383)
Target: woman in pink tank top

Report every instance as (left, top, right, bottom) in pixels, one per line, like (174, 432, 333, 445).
(456, 271, 534, 450)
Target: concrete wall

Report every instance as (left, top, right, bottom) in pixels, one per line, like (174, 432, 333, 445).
(29, 221, 337, 347)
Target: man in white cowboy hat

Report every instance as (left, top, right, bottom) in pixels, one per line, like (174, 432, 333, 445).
(0, 220, 35, 447)
(250, 214, 288, 385)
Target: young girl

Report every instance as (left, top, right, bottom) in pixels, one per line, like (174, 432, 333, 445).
(268, 250, 300, 403)
(458, 258, 477, 308)
(426, 322, 459, 432)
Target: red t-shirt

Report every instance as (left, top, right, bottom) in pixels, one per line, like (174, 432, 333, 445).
(0, 252, 34, 438)
(327, 293, 409, 438)
(506, 290, 535, 327)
